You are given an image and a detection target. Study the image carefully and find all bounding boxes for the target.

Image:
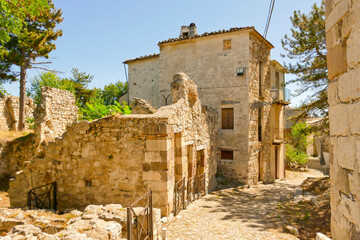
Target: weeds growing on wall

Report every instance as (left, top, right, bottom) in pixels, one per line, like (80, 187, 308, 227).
(80, 99, 131, 121)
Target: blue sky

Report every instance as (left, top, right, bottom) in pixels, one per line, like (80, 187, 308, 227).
(3, 0, 322, 107)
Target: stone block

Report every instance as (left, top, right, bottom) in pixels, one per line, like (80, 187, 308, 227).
(348, 172, 360, 198)
(338, 193, 360, 227)
(145, 151, 162, 163)
(337, 65, 360, 102)
(347, 21, 360, 68)
(326, 0, 349, 32)
(327, 42, 348, 80)
(336, 136, 357, 170)
(142, 172, 161, 181)
(329, 104, 349, 136)
(328, 80, 339, 106)
(348, 102, 360, 134)
(146, 139, 171, 152)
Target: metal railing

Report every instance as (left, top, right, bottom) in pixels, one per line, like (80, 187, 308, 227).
(195, 173, 206, 198)
(127, 191, 153, 240)
(27, 182, 57, 211)
(174, 178, 186, 216)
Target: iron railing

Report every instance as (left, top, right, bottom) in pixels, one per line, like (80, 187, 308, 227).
(174, 178, 186, 216)
(127, 191, 153, 240)
(27, 182, 57, 211)
(195, 173, 206, 198)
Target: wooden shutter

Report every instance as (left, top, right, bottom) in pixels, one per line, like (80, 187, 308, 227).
(221, 150, 233, 160)
(222, 108, 234, 129)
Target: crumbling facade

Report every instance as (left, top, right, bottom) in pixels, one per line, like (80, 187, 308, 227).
(124, 25, 288, 184)
(9, 73, 216, 217)
(326, 0, 360, 239)
(0, 95, 34, 131)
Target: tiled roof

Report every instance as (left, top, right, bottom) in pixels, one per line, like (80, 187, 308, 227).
(158, 26, 273, 47)
(123, 53, 159, 64)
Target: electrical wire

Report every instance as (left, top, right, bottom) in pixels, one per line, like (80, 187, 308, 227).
(263, 0, 276, 38)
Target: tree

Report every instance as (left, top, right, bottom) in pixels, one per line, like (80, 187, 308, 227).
(0, 1, 62, 130)
(286, 122, 311, 168)
(0, 0, 49, 44)
(27, 72, 75, 104)
(66, 68, 98, 108)
(101, 81, 128, 106)
(281, 1, 328, 132)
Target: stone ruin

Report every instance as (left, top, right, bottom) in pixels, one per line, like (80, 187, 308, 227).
(0, 87, 78, 179)
(8, 72, 217, 217)
(0, 95, 34, 131)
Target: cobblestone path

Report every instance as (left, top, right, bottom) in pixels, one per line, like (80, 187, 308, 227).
(165, 169, 326, 240)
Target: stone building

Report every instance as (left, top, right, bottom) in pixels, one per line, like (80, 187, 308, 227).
(9, 74, 217, 217)
(123, 24, 288, 184)
(325, 0, 360, 239)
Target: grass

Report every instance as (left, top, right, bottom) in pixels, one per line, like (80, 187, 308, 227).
(0, 130, 33, 144)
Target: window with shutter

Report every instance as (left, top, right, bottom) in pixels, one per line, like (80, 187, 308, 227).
(221, 150, 233, 160)
(222, 108, 234, 129)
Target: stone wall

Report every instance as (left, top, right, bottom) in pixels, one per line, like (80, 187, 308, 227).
(0, 87, 78, 178)
(34, 87, 78, 144)
(248, 32, 273, 184)
(9, 73, 215, 217)
(325, 0, 360, 239)
(0, 95, 34, 131)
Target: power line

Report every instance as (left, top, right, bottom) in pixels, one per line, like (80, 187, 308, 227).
(263, 0, 275, 38)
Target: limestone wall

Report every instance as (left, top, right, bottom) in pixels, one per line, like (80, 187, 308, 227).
(127, 56, 160, 107)
(0, 87, 78, 178)
(325, 0, 360, 239)
(9, 73, 215, 217)
(0, 95, 34, 131)
(248, 32, 273, 184)
(34, 87, 78, 144)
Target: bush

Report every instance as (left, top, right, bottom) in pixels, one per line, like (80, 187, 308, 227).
(286, 144, 308, 167)
(80, 99, 131, 121)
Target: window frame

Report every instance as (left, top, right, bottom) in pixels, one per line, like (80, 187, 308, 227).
(221, 107, 234, 129)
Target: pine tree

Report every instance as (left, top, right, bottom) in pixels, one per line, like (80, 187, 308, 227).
(0, 1, 63, 130)
(281, 1, 328, 131)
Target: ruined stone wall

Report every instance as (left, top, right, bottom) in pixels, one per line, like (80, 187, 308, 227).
(0, 95, 34, 131)
(34, 87, 78, 144)
(0, 87, 78, 178)
(325, 0, 360, 239)
(127, 56, 159, 107)
(9, 73, 214, 217)
(248, 32, 273, 184)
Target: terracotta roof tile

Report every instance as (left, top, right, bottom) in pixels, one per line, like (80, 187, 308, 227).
(123, 53, 159, 64)
(158, 26, 268, 45)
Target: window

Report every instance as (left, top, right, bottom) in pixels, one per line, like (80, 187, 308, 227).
(222, 108, 234, 129)
(275, 71, 280, 100)
(258, 109, 262, 142)
(259, 62, 263, 97)
(223, 39, 231, 50)
(221, 150, 233, 160)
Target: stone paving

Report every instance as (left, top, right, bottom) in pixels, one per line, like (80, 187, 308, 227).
(165, 169, 326, 240)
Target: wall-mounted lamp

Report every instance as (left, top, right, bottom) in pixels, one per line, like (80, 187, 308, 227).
(270, 86, 278, 101)
(236, 67, 245, 76)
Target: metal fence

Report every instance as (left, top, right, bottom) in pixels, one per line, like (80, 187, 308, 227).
(127, 191, 153, 240)
(27, 182, 57, 211)
(174, 178, 186, 216)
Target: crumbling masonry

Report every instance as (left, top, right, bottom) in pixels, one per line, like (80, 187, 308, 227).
(9, 73, 217, 217)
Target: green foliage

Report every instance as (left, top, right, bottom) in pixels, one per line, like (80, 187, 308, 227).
(281, 1, 328, 131)
(286, 122, 311, 167)
(25, 117, 35, 130)
(66, 68, 97, 108)
(100, 81, 128, 106)
(80, 98, 131, 121)
(0, 83, 7, 95)
(27, 72, 76, 104)
(0, 0, 49, 44)
(286, 144, 308, 166)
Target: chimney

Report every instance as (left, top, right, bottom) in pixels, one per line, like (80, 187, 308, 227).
(179, 23, 197, 38)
